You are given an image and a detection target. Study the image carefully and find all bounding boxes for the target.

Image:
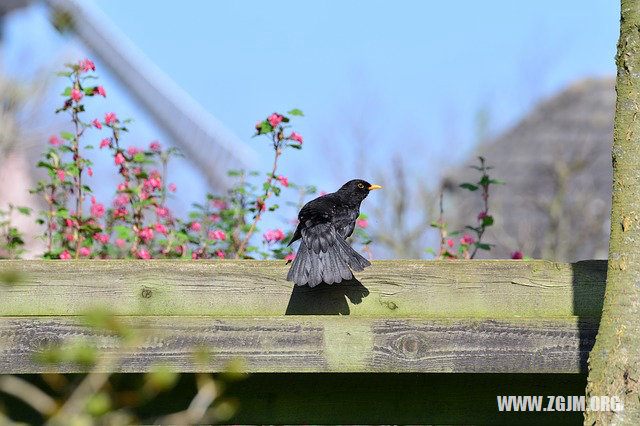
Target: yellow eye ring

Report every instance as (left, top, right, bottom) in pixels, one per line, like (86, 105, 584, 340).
(358, 183, 364, 188)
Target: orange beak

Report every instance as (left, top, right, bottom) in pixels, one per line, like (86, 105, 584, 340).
(368, 184, 382, 191)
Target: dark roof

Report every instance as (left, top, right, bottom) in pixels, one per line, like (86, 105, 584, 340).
(442, 78, 615, 261)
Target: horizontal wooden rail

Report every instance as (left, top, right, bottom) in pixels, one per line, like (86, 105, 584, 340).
(0, 260, 606, 317)
(0, 260, 606, 374)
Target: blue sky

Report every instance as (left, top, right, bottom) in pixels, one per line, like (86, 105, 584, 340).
(2, 0, 619, 250)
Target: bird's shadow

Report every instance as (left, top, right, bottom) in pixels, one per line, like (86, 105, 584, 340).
(285, 278, 370, 315)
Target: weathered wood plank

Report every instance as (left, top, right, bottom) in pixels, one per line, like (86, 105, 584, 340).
(0, 316, 598, 373)
(0, 260, 606, 317)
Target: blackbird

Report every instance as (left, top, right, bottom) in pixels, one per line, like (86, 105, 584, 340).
(286, 179, 381, 287)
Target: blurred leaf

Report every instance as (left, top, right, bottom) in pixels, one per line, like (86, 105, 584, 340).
(459, 183, 478, 191)
(287, 108, 304, 116)
(60, 131, 75, 140)
(481, 215, 494, 226)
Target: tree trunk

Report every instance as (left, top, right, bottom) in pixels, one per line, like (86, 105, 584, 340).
(585, 1, 640, 424)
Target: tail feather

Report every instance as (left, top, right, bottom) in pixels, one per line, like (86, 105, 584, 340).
(286, 237, 369, 287)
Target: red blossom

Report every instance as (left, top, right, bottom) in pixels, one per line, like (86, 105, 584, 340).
(154, 222, 168, 236)
(137, 248, 151, 259)
(192, 252, 198, 259)
(115, 152, 125, 166)
(79, 246, 91, 257)
(92, 119, 102, 129)
(216, 250, 226, 259)
(460, 234, 475, 245)
(356, 219, 368, 228)
(56, 170, 66, 181)
(59, 250, 71, 260)
(212, 199, 228, 210)
(64, 234, 74, 241)
(127, 146, 139, 156)
(139, 227, 154, 241)
(78, 58, 95, 72)
(71, 89, 83, 102)
(447, 239, 454, 248)
(285, 253, 296, 261)
(90, 203, 105, 218)
(94, 86, 106, 97)
(267, 113, 283, 127)
(49, 135, 61, 146)
(511, 250, 524, 260)
(156, 206, 169, 217)
(289, 131, 303, 144)
(190, 222, 202, 231)
(105, 112, 117, 125)
(208, 229, 226, 240)
(87, 168, 93, 176)
(115, 238, 125, 247)
(168, 183, 177, 192)
(477, 211, 490, 221)
(277, 175, 289, 187)
(263, 229, 285, 243)
(149, 141, 161, 151)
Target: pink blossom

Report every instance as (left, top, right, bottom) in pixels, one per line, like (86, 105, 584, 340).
(100, 139, 110, 149)
(115, 238, 125, 247)
(64, 234, 74, 241)
(156, 206, 169, 217)
(190, 222, 201, 231)
(356, 219, 368, 228)
(460, 234, 475, 245)
(144, 177, 162, 190)
(71, 89, 83, 102)
(49, 135, 61, 146)
(115, 152, 125, 165)
(94, 86, 106, 97)
(59, 250, 71, 260)
(267, 113, 283, 127)
(319, 191, 327, 196)
(133, 167, 141, 175)
(208, 229, 226, 240)
(65, 218, 73, 228)
(92, 119, 102, 129)
(209, 214, 220, 222)
(277, 175, 289, 187)
(114, 194, 129, 206)
(97, 234, 109, 244)
(212, 200, 228, 210)
(192, 252, 198, 259)
(127, 146, 138, 156)
(263, 229, 285, 243)
(105, 112, 117, 125)
(168, 183, 177, 192)
(78, 58, 95, 72)
(477, 211, 490, 221)
(154, 222, 168, 236)
(447, 239, 454, 248)
(139, 227, 154, 241)
(117, 183, 127, 191)
(137, 248, 151, 259)
(91, 196, 96, 204)
(216, 250, 226, 259)
(90, 203, 105, 218)
(149, 141, 161, 151)
(87, 168, 93, 177)
(79, 246, 91, 257)
(56, 170, 66, 181)
(289, 131, 303, 144)
(285, 253, 296, 261)
(113, 207, 128, 218)
(511, 250, 524, 260)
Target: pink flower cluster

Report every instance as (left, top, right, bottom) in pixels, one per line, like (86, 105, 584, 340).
(263, 229, 285, 243)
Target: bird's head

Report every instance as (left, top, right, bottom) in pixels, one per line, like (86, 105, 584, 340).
(337, 179, 382, 203)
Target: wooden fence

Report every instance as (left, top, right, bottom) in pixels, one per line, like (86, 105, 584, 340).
(0, 259, 606, 423)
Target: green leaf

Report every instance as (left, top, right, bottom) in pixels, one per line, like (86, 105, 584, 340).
(481, 215, 494, 226)
(114, 225, 132, 239)
(475, 242, 492, 250)
(478, 175, 490, 186)
(60, 131, 75, 141)
(56, 71, 73, 77)
(287, 108, 304, 116)
(287, 143, 302, 149)
(61, 87, 72, 96)
(489, 178, 506, 185)
(133, 152, 146, 162)
(459, 183, 478, 191)
(17, 207, 31, 215)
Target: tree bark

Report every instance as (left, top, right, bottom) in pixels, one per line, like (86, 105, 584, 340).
(585, 1, 640, 424)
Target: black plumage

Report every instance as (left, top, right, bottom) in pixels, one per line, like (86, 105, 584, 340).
(286, 179, 381, 287)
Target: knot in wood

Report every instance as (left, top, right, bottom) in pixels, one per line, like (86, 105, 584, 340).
(141, 287, 153, 299)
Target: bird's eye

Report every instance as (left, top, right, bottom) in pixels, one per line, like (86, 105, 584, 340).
(358, 183, 364, 188)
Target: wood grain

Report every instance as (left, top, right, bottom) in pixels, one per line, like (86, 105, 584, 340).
(0, 259, 606, 317)
(0, 316, 598, 374)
